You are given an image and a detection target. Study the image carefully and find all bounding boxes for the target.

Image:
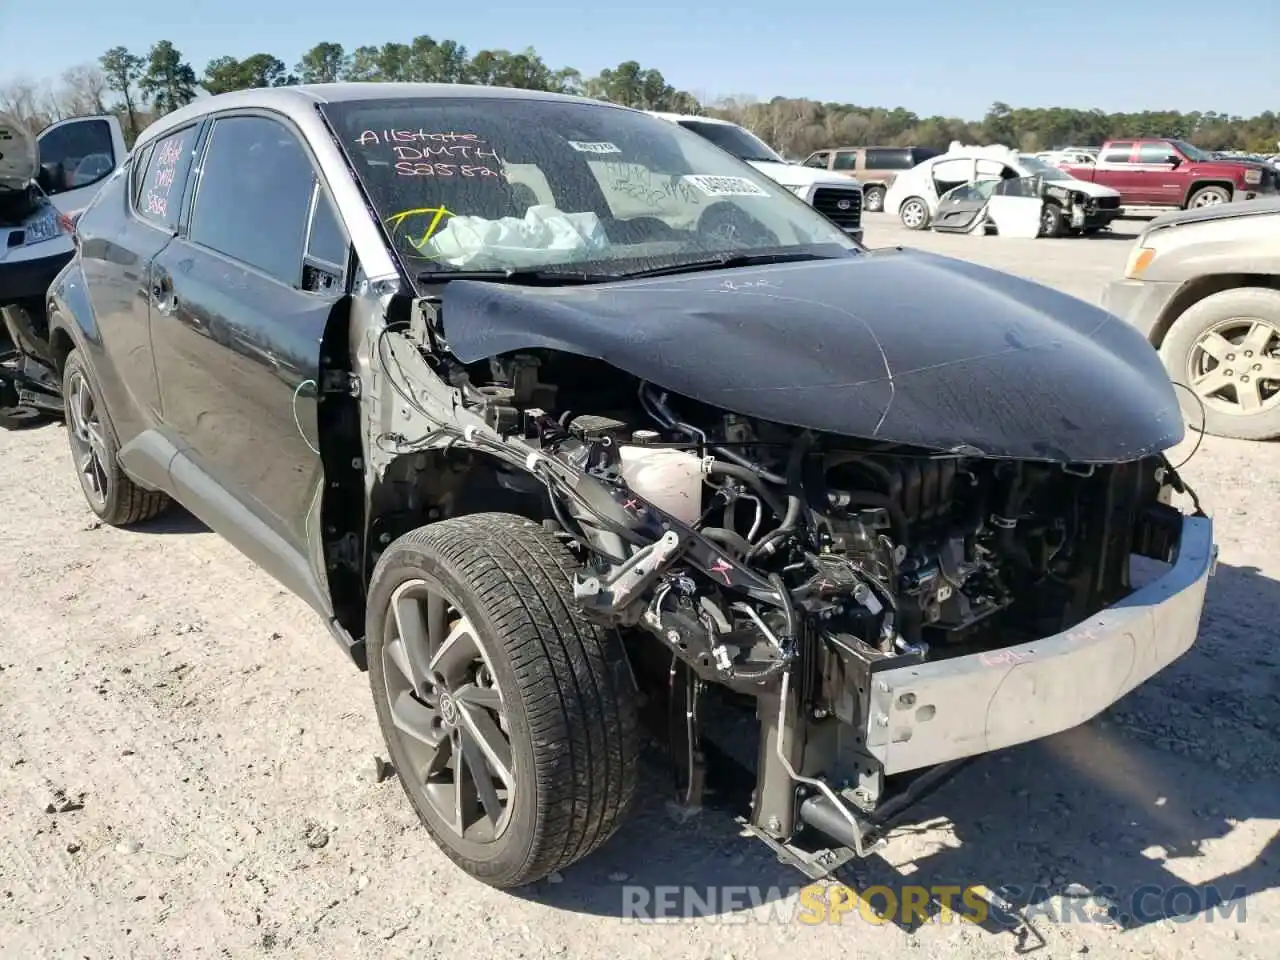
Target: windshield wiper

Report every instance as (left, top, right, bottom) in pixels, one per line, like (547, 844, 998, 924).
(615, 251, 843, 280)
(416, 267, 611, 285)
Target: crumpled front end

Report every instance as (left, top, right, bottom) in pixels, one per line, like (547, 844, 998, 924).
(865, 513, 1213, 776)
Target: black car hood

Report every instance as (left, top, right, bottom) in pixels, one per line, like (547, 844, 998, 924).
(438, 248, 1184, 462)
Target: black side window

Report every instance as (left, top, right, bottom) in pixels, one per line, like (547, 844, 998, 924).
(803, 152, 829, 169)
(37, 119, 116, 195)
(302, 184, 349, 294)
(189, 115, 315, 286)
(832, 151, 858, 170)
(129, 143, 154, 206)
(864, 149, 891, 170)
(1101, 142, 1134, 163)
(136, 127, 197, 230)
(1138, 142, 1174, 163)
(307, 186, 347, 267)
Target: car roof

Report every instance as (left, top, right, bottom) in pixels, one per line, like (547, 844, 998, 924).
(137, 82, 637, 150)
(647, 111, 734, 125)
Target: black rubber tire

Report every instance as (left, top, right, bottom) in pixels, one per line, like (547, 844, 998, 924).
(366, 513, 640, 888)
(61, 349, 170, 525)
(898, 197, 930, 230)
(1039, 201, 1065, 238)
(1158, 287, 1280, 441)
(1185, 185, 1231, 209)
(863, 186, 886, 213)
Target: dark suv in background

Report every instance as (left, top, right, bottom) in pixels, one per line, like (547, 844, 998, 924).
(802, 146, 942, 212)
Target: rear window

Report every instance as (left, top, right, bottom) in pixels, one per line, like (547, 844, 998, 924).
(1100, 142, 1134, 163)
(136, 126, 199, 230)
(864, 148, 909, 170)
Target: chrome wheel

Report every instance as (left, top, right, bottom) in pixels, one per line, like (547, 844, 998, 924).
(381, 578, 514, 847)
(66, 371, 110, 511)
(1187, 316, 1280, 416)
(1191, 189, 1228, 208)
(864, 188, 885, 212)
(899, 199, 927, 229)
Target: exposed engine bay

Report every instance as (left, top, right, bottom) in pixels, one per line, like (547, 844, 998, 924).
(357, 299, 1205, 873)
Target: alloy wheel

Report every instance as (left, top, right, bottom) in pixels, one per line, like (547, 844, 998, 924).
(900, 200, 926, 228)
(381, 578, 515, 848)
(66, 371, 110, 511)
(1187, 316, 1280, 416)
(1192, 191, 1226, 208)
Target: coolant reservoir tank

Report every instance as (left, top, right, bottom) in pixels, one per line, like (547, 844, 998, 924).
(618, 446, 703, 525)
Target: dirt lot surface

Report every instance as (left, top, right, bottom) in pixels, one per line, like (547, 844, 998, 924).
(2, 216, 1276, 960)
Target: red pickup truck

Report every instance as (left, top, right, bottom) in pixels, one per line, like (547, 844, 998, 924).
(1061, 138, 1276, 211)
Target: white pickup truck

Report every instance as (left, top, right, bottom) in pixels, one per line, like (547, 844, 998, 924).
(647, 112, 865, 243)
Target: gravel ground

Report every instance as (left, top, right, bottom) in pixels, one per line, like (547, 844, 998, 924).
(2, 215, 1276, 960)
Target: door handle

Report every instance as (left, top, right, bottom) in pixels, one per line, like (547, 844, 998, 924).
(154, 292, 178, 316)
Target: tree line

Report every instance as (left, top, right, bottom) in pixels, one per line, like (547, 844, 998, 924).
(2, 36, 1277, 156)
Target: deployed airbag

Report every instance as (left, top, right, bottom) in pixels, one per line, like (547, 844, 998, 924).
(425, 204, 610, 268)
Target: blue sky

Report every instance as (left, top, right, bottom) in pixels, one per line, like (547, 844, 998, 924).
(2, 0, 1276, 119)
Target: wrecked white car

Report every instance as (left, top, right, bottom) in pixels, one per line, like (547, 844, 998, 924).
(885, 144, 1122, 237)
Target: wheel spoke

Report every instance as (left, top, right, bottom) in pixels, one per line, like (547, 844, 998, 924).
(456, 700, 513, 789)
(454, 682, 502, 710)
(1192, 367, 1234, 397)
(90, 456, 109, 498)
(426, 592, 447, 656)
(1256, 357, 1280, 381)
(457, 727, 506, 824)
(1197, 332, 1234, 363)
(1241, 321, 1276, 357)
(430, 619, 480, 685)
(389, 584, 432, 694)
(388, 688, 444, 751)
(1238, 379, 1265, 411)
(76, 380, 93, 433)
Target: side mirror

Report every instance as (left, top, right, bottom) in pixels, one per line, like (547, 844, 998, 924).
(1166, 154, 1182, 168)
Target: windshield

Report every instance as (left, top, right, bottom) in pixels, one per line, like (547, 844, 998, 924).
(675, 120, 784, 163)
(1171, 140, 1212, 162)
(320, 97, 852, 282)
(1016, 154, 1073, 181)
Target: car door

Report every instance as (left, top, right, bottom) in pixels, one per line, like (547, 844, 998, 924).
(1135, 140, 1191, 205)
(147, 112, 351, 572)
(927, 157, 976, 206)
(73, 122, 204, 442)
(931, 181, 997, 232)
(1093, 141, 1144, 199)
(35, 115, 127, 214)
(830, 149, 859, 179)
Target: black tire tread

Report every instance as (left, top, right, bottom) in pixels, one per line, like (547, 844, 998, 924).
(62, 350, 169, 526)
(374, 513, 639, 885)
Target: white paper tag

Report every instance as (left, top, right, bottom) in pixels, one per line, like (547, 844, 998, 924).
(682, 175, 770, 198)
(568, 140, 622, 154)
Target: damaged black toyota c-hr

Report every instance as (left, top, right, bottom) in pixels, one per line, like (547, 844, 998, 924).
(44, 83, 1216, 889)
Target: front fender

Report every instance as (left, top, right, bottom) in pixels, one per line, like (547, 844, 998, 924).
(47, 258, 100, 368)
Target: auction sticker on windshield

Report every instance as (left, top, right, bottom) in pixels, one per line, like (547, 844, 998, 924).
(568, 141, 622, 154)
(682, 175, 770, 198)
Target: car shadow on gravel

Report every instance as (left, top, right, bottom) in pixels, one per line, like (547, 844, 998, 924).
(130, 506, 209, 534)
(521, 561, 1278, 945)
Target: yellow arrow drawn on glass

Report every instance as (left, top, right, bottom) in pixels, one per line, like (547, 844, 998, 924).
(384, 206, 455, 251)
